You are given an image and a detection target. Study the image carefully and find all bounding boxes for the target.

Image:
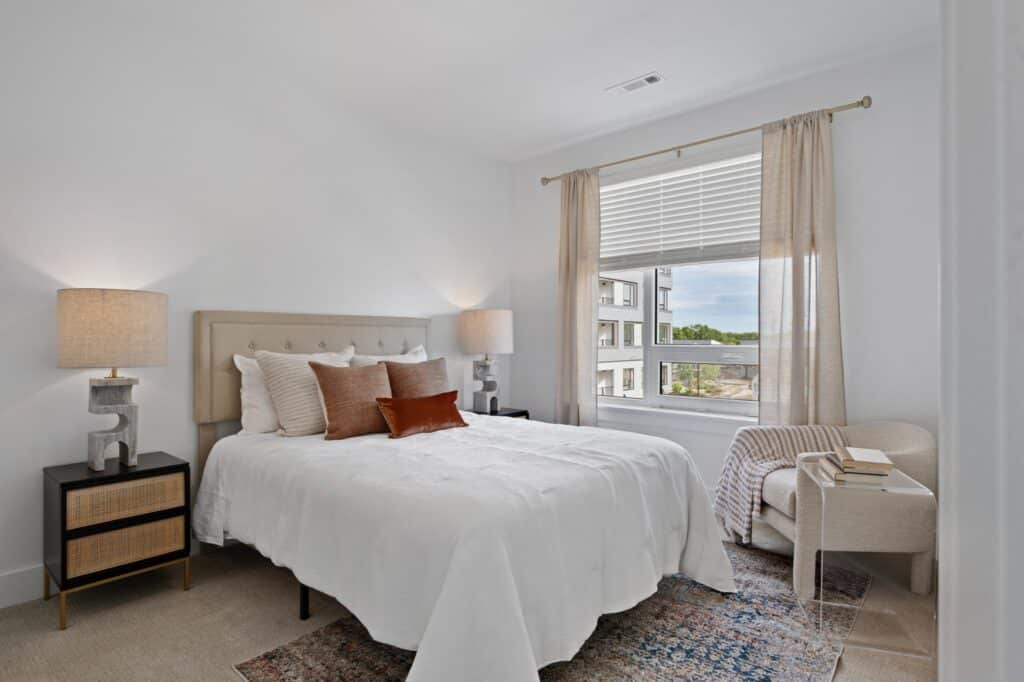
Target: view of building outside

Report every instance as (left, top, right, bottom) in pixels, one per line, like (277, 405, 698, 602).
(598, 260, 760, 403)
(596, 269, 665, 398)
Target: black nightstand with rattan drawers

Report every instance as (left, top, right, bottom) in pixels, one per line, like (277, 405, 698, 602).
(43, 451, 191, 629)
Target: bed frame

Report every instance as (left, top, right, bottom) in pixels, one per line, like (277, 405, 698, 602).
(192, 310, 430, 617)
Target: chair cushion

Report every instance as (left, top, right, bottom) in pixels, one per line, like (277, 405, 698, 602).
(761, 467, 797, 518)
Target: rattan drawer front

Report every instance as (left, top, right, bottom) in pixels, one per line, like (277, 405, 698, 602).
(66, 516, 185, 579)
(66, 473, 185, 530)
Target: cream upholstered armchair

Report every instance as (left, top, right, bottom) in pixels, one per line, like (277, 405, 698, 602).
(750, 421, 937, 549)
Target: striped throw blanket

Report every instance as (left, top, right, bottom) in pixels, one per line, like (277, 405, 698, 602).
(715, 424, 847, 543)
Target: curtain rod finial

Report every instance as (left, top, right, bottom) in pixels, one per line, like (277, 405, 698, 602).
(861, 95, 872, 109)
(541, 177, 552, 186)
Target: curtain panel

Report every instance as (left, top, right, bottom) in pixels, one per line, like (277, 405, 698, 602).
(759, 111, 847, 425)
(555, 169, 600, 426)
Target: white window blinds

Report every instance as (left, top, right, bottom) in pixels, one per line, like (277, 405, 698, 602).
(599, 153, 761, 270)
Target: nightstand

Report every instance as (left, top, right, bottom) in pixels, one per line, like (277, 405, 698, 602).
(473, 408, 530, 419)
(43, 452, 191, 629)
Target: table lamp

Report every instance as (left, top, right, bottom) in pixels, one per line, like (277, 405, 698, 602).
(57, 288, 168, 471)
(457, 309, 513, 414)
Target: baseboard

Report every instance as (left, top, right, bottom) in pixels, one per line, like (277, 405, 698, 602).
(0, 563, 44, 609)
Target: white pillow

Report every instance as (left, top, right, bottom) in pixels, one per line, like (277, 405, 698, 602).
(255, 348, 355, 436)
(349, 344, 428, 368)
(234, 346, 354, 433)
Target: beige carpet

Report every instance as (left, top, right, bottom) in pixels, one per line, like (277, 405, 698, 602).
(0, 544, 935, 681)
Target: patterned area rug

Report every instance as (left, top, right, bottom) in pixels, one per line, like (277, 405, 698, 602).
(236, 545, 868, 681)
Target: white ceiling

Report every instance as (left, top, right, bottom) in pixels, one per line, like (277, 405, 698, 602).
(19, 1, 934, 164)
(299, 0, 937, 161)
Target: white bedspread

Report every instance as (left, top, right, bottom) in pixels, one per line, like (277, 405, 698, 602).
(194, 413, 736, 681)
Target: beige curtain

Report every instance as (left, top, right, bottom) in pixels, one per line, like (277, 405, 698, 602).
(759, 111, 846, 425)
(555, 169, 600, 426)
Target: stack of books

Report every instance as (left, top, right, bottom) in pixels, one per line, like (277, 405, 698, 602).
(819, 445, 893, 485)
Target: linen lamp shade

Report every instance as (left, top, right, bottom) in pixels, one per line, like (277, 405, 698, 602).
(57, 289, 168, 371)
(457, 309, 514, 356)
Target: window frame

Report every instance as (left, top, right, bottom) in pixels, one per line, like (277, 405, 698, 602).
(599, 266, 759, 418)
(623, 321, 642, 347)
(598, 277, 638, 308)
(597, 319, 618, 348)
(597, 146, 762, 419)
(657, 287, 670, 312)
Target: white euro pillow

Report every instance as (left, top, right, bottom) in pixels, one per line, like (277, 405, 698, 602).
(349, 344, 428, 368)
(234, 346, 354, 434)
(254, 348, 355, 437)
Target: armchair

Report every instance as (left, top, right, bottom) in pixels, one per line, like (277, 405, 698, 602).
(746, 421, 936, 550)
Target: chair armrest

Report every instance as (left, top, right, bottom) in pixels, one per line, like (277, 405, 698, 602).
(843, 421, 937, 494)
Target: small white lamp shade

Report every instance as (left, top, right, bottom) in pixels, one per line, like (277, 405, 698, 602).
(457, 309, 514, 356)
(57, 288, 168, 370)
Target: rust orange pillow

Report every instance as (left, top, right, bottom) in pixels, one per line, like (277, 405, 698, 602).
(309, 362, 392, 440)
(376, 390, 468, 439)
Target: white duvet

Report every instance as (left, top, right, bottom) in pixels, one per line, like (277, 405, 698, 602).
(193, 413, 736, 681)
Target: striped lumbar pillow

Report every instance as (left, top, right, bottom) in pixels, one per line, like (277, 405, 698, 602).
(255, 348, 353, 436)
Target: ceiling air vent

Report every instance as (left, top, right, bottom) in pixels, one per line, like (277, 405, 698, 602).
(606, 72, 664, 94)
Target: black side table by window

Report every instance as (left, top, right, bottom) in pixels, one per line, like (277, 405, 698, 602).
(473, 408, 530, 419)
(43, 451, 191, 629)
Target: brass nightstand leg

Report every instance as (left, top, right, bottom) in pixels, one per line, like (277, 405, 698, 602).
(59, 592, 67, 630)
(183, 557, 191, 591)
(43, 568, 51, 601)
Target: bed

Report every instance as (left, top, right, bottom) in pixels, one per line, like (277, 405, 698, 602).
(191, 311, 736, 682)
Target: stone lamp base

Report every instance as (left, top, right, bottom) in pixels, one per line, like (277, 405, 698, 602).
(87, 377, 139, 471)
(472, 358, 500, 415)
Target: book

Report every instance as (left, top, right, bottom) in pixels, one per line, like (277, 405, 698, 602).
(835, 470, 889, 485)
(820, 455, 889, 484)
(829, 445, 893, 474)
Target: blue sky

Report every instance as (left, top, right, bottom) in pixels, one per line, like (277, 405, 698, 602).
(666, 259, 758, 333)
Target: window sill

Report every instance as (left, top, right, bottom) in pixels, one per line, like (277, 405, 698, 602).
(597, 402, 755, 436)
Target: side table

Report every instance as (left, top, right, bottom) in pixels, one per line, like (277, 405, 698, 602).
(794, 452, 936, 656)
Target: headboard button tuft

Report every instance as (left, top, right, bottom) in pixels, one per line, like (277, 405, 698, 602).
(318, 341, 326, 349)
(248, 341, 256, 351)
(283, 341, 292, 351)
(378, 339, 384, 348)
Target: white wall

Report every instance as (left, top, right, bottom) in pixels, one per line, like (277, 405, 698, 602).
(0, 3, 513, 608)
(938, 0, 1022, 678)
(507, 44, 940, 486)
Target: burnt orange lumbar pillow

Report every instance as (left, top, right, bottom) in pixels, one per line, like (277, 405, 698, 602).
(376, 390, 468, 439)
(309, 362, 392, 440)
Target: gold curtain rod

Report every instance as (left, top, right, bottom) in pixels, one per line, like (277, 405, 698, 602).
(539, 95, 872, 186)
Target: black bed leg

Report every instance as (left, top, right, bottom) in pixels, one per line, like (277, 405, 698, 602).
(299, 583, 310, 620)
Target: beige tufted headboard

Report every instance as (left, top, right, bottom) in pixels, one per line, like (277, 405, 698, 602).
(193, 310, 429, 481)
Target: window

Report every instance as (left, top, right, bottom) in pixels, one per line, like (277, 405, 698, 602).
(597, 152, 761, 417)
(661, 363, 758, 400)
(597, 370, 614, 396)
(622, 282, 637, 306)
(623, 322, 642, 347)
(598, 277, 637, 307)
(597, 320, 617, 347)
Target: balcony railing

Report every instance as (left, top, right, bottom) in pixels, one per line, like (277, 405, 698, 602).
(599, 296, 615, 305)
(598, 338, 616, 347)
(597, 386, 614, 397)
